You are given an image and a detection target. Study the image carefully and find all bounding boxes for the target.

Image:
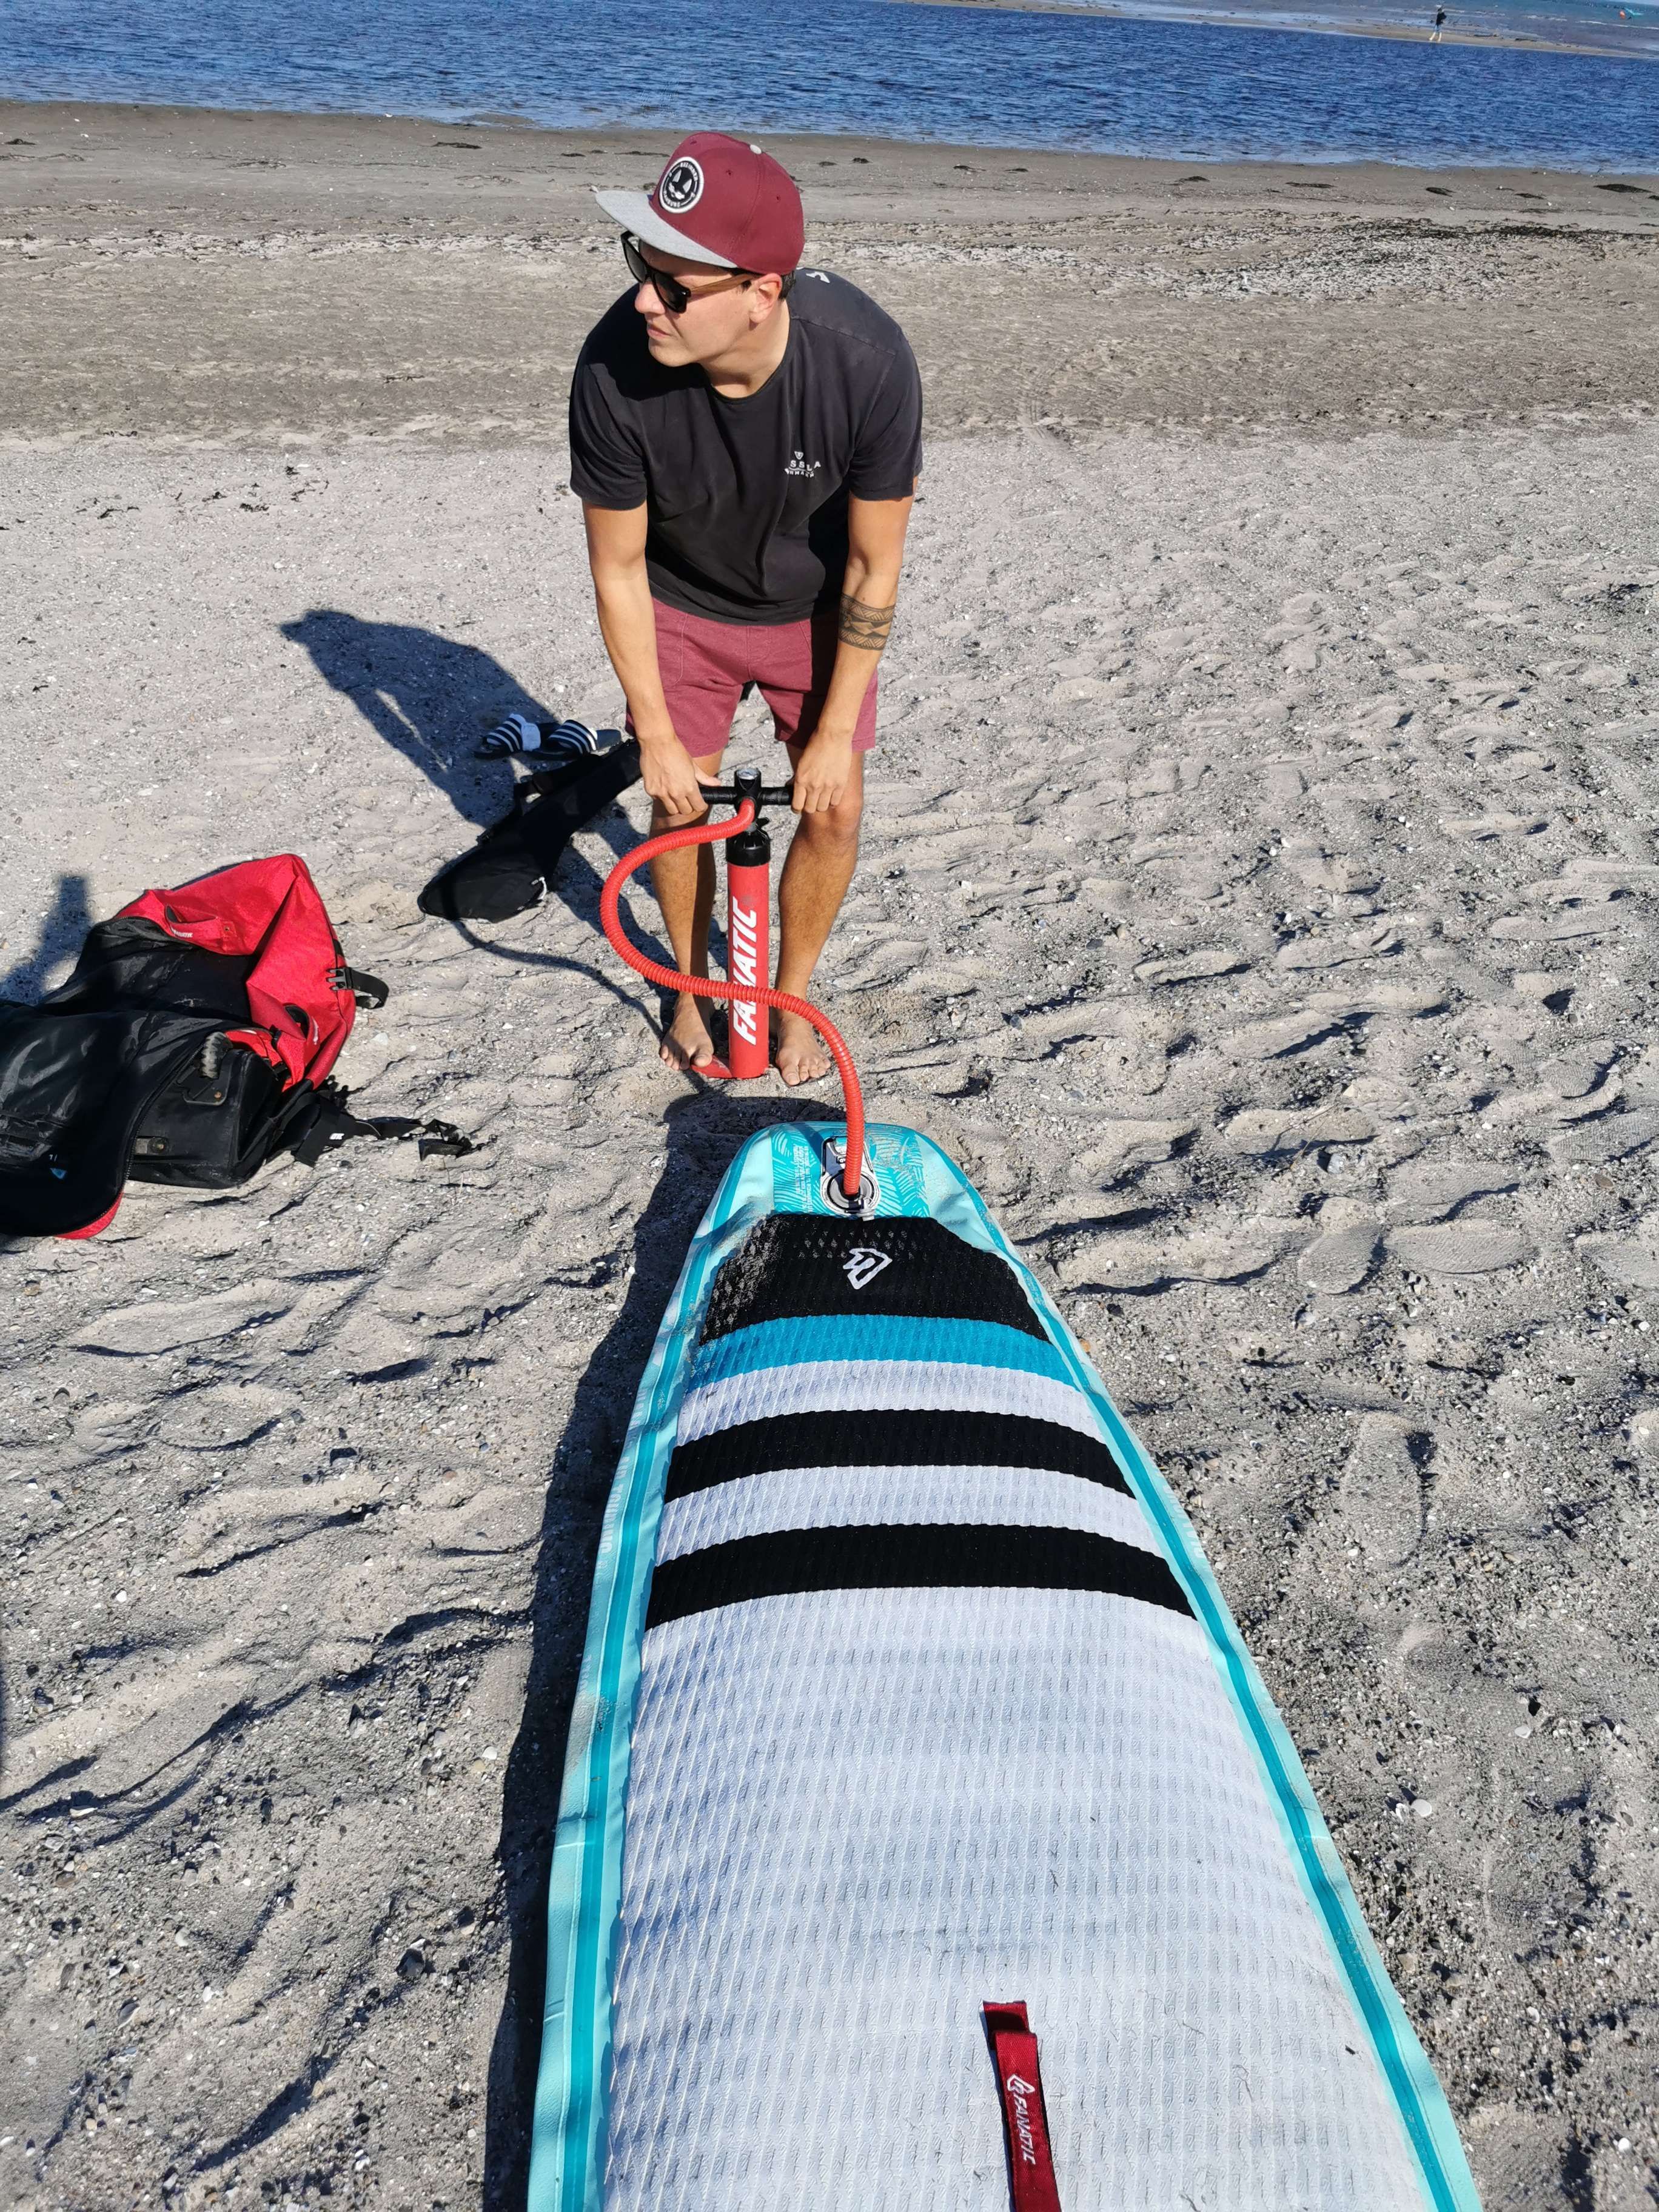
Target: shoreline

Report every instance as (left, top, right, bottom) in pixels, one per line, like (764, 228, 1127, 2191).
(4, 96, 1658, 190)
(902, 0, 1659, 62)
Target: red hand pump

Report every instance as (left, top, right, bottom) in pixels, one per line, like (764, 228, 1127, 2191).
(598, 780, 866, 1208)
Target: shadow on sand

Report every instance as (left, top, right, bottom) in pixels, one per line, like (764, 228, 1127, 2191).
(282, 607, 603, 832)
(481, 1088, 819, 2207)
(285, 613, 784, 2195)
(1, 871, 94, 1002)
(280, 605, 665, 980)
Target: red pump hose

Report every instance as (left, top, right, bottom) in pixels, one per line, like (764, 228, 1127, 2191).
(598, 800, 866, 1205)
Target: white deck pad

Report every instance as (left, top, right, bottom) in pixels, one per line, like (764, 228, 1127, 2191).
(529, 1125, 1480, 2212)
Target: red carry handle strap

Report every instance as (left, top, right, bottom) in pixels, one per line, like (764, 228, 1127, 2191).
(984, 2002, 1063, 2212)
(598, 799, 866, 1206)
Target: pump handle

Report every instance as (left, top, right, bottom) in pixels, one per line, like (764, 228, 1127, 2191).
(695, 773, 797, 809)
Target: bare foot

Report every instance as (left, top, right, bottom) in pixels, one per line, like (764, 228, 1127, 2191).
(660, 993, 716, 1071)
(773, 1009, 831, 1086)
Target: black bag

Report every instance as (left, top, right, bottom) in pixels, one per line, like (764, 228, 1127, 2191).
(418, 740, 642, 923)
(131, 1028, 308, 1189)
(0, 855, 473, 1241)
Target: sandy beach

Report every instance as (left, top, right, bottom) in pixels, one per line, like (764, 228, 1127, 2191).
(3, 101, 1659, 2212)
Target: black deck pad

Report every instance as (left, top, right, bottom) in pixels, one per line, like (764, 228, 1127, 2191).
(666, 1408, 1132, 1499)
(645, 1523, 1194, 1630)
(699, 1213, 1046, 1343)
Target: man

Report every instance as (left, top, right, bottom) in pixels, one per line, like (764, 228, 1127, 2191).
(571, 135, 921, 1083)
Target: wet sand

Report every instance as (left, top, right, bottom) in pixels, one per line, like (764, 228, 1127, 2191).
(907, 0, 1659, 64)
(3, 98, 1659, 2212)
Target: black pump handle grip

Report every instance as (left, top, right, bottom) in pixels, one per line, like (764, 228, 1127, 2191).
(696, 775, 797, 808)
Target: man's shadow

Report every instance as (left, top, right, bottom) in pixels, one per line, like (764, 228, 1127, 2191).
(280, 608, 661, 981)
(482, 1088, 819, 2208)
(1, 873, 93, 1002)
(282, 609, 625, 840)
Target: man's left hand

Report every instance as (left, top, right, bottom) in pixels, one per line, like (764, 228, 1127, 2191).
(792, 731, 856, 816)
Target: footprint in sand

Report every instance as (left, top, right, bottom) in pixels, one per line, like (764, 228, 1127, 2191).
(1578, 1230, 1659, 1292)
(1387, 1224, 1533, 1276)
(14, 1651, 255, 1804)
(375, 1220, 528, 1322)
(1518, 862, 1659, 919)
(1133, 947, 1247, 987)
(1510, 970, 1573, 1013)
(1549, 1108, 1659, 1168)
(1074, 1119, 1196, 1181)
(73, 1281, 292, 1358)
(1384, 1162, 1521, 1225)
(67, 1398, 156, 1455)
(1298, 1202, 1382, 1294)
(1278, 840, 1381, 897)
(156, 1381, 294, 1450)
(138, 1193, 273, 1261)
(1549, 1072, 1622, 1126)
(1439, 811, 1550, 840)
(1490, 899, 1627, 947)
(1222, 988, 1445, 1061)
(1262, 763, 1306, 805)
(1059, 1221, 1298, 1293)
(1220, 1105, 1375, 1158)
(1339, 1413, 1430, 1572)
(837, 937, 929, 991)
(1538, 1047, 1615, 1101)
(178, 1475, 388, 1575)
(1275, 919, 1403, 973)
(1401, 1328, 1502, 1379)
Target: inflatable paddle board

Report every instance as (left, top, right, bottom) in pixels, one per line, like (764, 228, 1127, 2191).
(529, 1122, 1479, 2212)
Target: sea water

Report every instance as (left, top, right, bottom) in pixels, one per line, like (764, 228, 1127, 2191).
(1, 0, 1656, 171)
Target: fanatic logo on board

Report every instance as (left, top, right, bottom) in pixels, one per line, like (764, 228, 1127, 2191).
(785, 451, 821, 477)
(842, 1248, 891, 1290)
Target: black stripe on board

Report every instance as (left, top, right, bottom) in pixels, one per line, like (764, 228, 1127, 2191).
(700, 1215, 1047, 1344)
(666, 1408, 1131, 1500)
(645, 1523, 1192, 1630)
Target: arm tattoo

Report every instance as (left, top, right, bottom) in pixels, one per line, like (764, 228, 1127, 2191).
(838, 594, 896, 654)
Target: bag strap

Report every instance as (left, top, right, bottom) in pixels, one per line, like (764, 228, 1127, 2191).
(330, 965, 390, 1010)
(289, 1082, 475, 1167)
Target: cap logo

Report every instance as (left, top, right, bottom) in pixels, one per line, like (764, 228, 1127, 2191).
(657, 156, 704, 215)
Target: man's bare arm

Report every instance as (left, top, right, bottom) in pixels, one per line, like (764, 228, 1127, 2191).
(794, 490, 914, 814)
(837, 594, 896, 653)
(582, 500, 707, 819)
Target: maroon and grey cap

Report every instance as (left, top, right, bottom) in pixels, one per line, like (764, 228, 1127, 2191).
(594, 132, 805, 275)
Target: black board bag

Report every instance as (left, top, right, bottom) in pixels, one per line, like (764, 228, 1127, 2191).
(419, 741, 642, 923)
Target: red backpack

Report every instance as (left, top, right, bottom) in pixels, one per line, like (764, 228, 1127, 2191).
(0, 854, 470, 1239)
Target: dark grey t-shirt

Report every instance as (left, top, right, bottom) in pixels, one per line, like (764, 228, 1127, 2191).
(568, 271, 923, 626)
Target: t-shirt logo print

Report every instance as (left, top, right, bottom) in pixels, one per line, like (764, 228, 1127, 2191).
(842, 1247, 891, 1290)
(657, 157, 704, 215)
(785, 451, 821, 478)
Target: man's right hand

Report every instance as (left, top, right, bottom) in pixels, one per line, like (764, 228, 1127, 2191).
(638, 736, 712, 823)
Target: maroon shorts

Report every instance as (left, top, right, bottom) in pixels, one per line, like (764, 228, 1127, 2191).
(640, 598, 879, 764)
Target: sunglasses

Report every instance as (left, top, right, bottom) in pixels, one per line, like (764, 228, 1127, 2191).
(622, 232, 755, 315)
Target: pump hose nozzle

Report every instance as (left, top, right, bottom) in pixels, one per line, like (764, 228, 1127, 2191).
(598, 800, 866, 1208)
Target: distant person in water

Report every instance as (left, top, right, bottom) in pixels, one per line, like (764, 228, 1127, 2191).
(569, 137, 922, 1084)
(1430, 6, 1448, 38)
